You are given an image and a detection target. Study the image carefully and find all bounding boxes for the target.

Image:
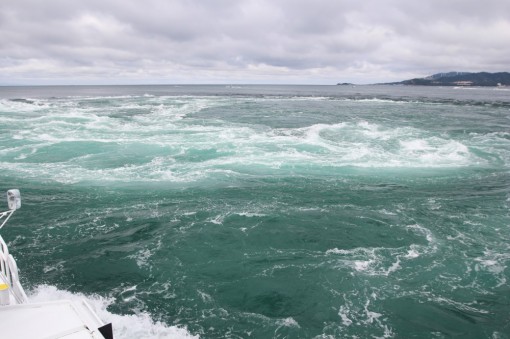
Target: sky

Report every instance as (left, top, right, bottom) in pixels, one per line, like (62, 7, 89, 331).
(1, 0, 509, 85)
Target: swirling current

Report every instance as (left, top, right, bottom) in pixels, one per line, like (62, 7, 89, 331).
(0, 85, 509, 338)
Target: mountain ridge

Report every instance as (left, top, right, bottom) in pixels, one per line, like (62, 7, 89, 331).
(385, 72, 510, 86)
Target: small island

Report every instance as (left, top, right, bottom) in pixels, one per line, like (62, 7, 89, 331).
(385, 71, 510, 86)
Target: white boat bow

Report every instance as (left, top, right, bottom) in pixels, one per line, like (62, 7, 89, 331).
(0, 189, 113, 339)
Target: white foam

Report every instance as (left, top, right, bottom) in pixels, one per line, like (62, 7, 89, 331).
(276, 317, 300, 328)
(405, 248, 420, 259)
(208, 214, 226, 225)
(326, 247, 404, 276)
(407, 224, 435, 245)
(128, 248, 155, 268)
(197, 290, 213, 303)
(354, 260, 374, 272)
(1, 95, 492, 185)
(378, 209, 397, 216)
(326, 247, 371, 256)
(332, 293, 394, 338)
(361, 299, 393, 338)
(400, 139, 432, 151)
(42, 260, 66, 273)
(0, 98, 51, 112)
(354, 98, 408, 104)
(474, 249, 509, 286)
(338, 305, 353, 326)
(236, 212, 266, 217)
(28, 285, 198, 339)
(386, 259, 401, 274)
(291, 121, 477, 168)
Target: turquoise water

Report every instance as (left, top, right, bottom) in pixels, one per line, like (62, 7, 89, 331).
(1, 85, 509, 338)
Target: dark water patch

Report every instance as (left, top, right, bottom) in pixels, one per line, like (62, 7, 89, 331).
(385, 298, 492, 337)
(9, 98, 36, 104)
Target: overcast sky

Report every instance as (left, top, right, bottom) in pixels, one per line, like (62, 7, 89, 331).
(1, 0, 509, 85)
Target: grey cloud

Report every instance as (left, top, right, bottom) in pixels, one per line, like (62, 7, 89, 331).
(1, 0, 509, 84)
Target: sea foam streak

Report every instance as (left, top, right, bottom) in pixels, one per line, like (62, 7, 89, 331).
(0, 95, 489, 185)
(28, 285, 198, 339)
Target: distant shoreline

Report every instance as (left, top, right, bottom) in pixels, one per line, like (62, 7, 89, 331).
(377, 71, 510, 87)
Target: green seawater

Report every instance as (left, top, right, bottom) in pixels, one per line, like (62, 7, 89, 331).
(0, 85, 509, 338)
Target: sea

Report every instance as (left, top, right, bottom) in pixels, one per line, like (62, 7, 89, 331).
(0, 84, 509, 338)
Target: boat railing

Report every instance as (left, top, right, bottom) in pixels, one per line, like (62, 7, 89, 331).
(0, 189, 28, 305)
(0, 189, 114, 338)
(0, 234, 28, 304)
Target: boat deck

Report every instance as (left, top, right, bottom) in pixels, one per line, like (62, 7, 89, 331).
(0, 299, 110, 339)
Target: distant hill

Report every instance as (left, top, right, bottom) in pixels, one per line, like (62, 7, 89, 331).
(387, 72, 510, 86)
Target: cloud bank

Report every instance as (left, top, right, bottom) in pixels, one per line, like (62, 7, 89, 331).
(1, 0, 509, 84)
